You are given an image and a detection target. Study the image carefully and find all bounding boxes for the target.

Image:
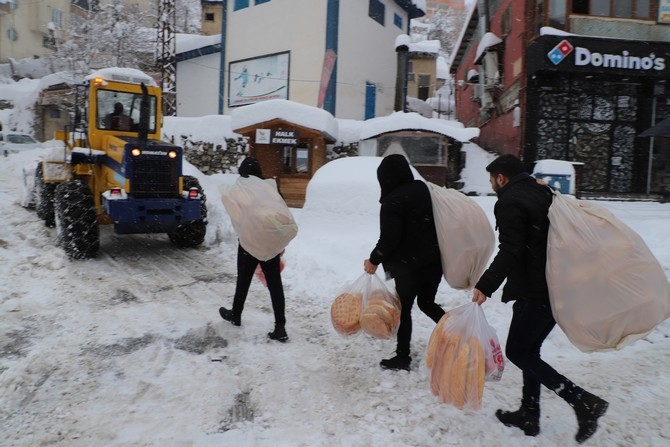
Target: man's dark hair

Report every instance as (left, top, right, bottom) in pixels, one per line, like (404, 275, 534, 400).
(486, 154, 527, 178)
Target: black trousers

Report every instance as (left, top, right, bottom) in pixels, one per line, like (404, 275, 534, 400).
(506, 299, 581, 409)
(232, 244, 286, 328)
(392, 262, 444, 355)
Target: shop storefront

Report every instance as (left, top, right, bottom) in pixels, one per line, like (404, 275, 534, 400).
(525, 35, 670, 195)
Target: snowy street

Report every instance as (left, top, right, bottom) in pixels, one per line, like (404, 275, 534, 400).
(1, 147, 670, 446)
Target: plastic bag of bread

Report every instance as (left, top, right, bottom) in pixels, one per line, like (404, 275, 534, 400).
(547, 191, 670, 352)
(358, 274, 401, 340)
(425, 302, 504, 411)
(427, 183, 495, 290)
(221, 176, 298, 261)
(330, 274, 366, 337)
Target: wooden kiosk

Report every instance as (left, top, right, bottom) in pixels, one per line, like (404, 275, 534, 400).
(231, 100, 338, 208)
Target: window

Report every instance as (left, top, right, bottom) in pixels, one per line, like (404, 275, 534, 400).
(572, 0, 650, 19)
(283, 145, 310, 174)
(96, 89, 157, 133)
(51, 8, 63, 29)
(369, 0, 385, 26)
(255, 0, 270, 4)
(393, 13, 402, 29)
(234, 0, 249, 11)
(205, 12, 215, 21)
(418, 75, 431, 101)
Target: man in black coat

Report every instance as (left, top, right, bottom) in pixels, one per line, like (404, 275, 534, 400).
(364, 154, 444, 371)
(472, 154, 608, 444)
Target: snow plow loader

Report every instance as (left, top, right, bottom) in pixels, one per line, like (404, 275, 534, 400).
(33, 68, 206, 259)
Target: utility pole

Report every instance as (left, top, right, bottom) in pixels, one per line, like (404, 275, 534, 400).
(158, 0, 177, 116)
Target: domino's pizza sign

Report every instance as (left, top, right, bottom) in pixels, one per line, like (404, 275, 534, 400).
(546, 38, 666, 72)
(547, 40, 574, 65)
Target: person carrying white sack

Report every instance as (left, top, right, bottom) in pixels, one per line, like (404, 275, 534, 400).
(471, 154, 608, 444)
(219, 157, 290, 342)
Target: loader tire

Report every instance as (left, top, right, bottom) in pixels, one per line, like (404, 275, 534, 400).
(168, 175, 207, 248)
(55, 180, 100, 259)
(35, 163, 56, 228)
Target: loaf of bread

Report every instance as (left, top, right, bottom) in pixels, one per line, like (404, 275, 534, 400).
(359, 297, 400, 340)
(427, 321, 487, 410)
(331, 292, 363, 336)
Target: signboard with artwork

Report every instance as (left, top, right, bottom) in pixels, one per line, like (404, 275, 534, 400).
(228, 51, 290, 107)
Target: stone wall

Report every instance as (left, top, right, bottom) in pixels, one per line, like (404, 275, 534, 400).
(174, 134, 361, 175)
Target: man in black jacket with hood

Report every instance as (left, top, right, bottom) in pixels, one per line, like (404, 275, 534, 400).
(472, 154, 608, 444)
(364, 154, 445, 371)
(219, 156, 288, 342)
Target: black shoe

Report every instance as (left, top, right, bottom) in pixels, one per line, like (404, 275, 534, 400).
(574, 393, 608, 444)
(380, 354, 412, 371)
(495, 407, 540, 436)
(268, 326, 288, 342)
(219, 306, 241, 326)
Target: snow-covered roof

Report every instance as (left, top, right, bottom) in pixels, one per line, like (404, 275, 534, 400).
(37, 72, 79, 90)
(84, 68, 158, 87)
(231, 99, 339, 141)
(540, 26, 577, 37)
(359, 111, 479, 142)
(409, 40, 440, 54)
(474, 32, 503, 64)
(335, 118, 364, 145)
(176, 33, 222, 55)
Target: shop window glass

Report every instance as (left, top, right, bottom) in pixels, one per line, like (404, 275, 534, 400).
(296, 148, 309, 173)
(613, 0, 631, 17)
(636, 0, 650, 18)
(591, 0, 610, 16)
(572, 0, 588, 14)
(549, 0, 566, 28)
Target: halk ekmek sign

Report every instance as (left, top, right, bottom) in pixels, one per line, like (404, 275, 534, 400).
(547, 39, 666, 72)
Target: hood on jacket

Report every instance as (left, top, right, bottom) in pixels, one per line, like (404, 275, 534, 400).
(239, 156, 263, 178)
(377, 154, 414, 200)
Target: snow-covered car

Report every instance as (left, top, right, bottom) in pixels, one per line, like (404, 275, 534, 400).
(1, 131, 42, 155)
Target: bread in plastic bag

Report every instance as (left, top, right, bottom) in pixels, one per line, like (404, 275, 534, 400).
(221, 176, 298, 261)
(546, 191, 670, 352)
(425, 302, 504, 410)
(427, 183, 495, 290)
(330, 273, 401, 339)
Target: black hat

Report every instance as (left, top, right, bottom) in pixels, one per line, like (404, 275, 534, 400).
(239, 156, 263, 178)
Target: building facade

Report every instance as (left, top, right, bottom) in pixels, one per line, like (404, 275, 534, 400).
(453, 0, 670, 196)
(197, 0, 424, 120)
(0, 0, 156, 65)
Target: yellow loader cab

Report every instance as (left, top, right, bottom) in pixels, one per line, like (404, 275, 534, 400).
(34, 67, 207, 259)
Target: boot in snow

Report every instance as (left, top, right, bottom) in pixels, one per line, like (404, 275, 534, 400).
(380, 353, 411, 371)
(574, 392, 608, 444)
(495, 406, 540, 436)
(268, 325, 288, 342)
(219, 306, 241, 326)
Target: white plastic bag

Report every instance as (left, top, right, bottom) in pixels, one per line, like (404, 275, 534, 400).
(425, 302, 504, 411)
(221, 176, 298, 261)
(427, 183, 495, 290)
(330, 273, 401, 339)
(547, 191, 670, 352)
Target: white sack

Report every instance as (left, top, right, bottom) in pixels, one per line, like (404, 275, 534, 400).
(428, 183, 495, 290)
(221, 176, 298, 261)
(547, 192, 670, 352)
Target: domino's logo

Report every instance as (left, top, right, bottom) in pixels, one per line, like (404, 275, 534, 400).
(547, 40, 574, 65)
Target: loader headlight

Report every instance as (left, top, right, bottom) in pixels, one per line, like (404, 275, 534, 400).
(131, 148, 141, 157)
(168, 150, 177, 159)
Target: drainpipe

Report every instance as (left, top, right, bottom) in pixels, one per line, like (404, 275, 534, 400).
(647, 96, 656, 194)
(218, 1, 227, 115)
(394, 34, 410, 112)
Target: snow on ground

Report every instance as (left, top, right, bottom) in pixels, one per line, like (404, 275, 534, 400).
(1, 145, 669, 447)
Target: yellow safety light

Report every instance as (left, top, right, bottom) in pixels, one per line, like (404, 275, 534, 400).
(131, 148, 142, 157)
